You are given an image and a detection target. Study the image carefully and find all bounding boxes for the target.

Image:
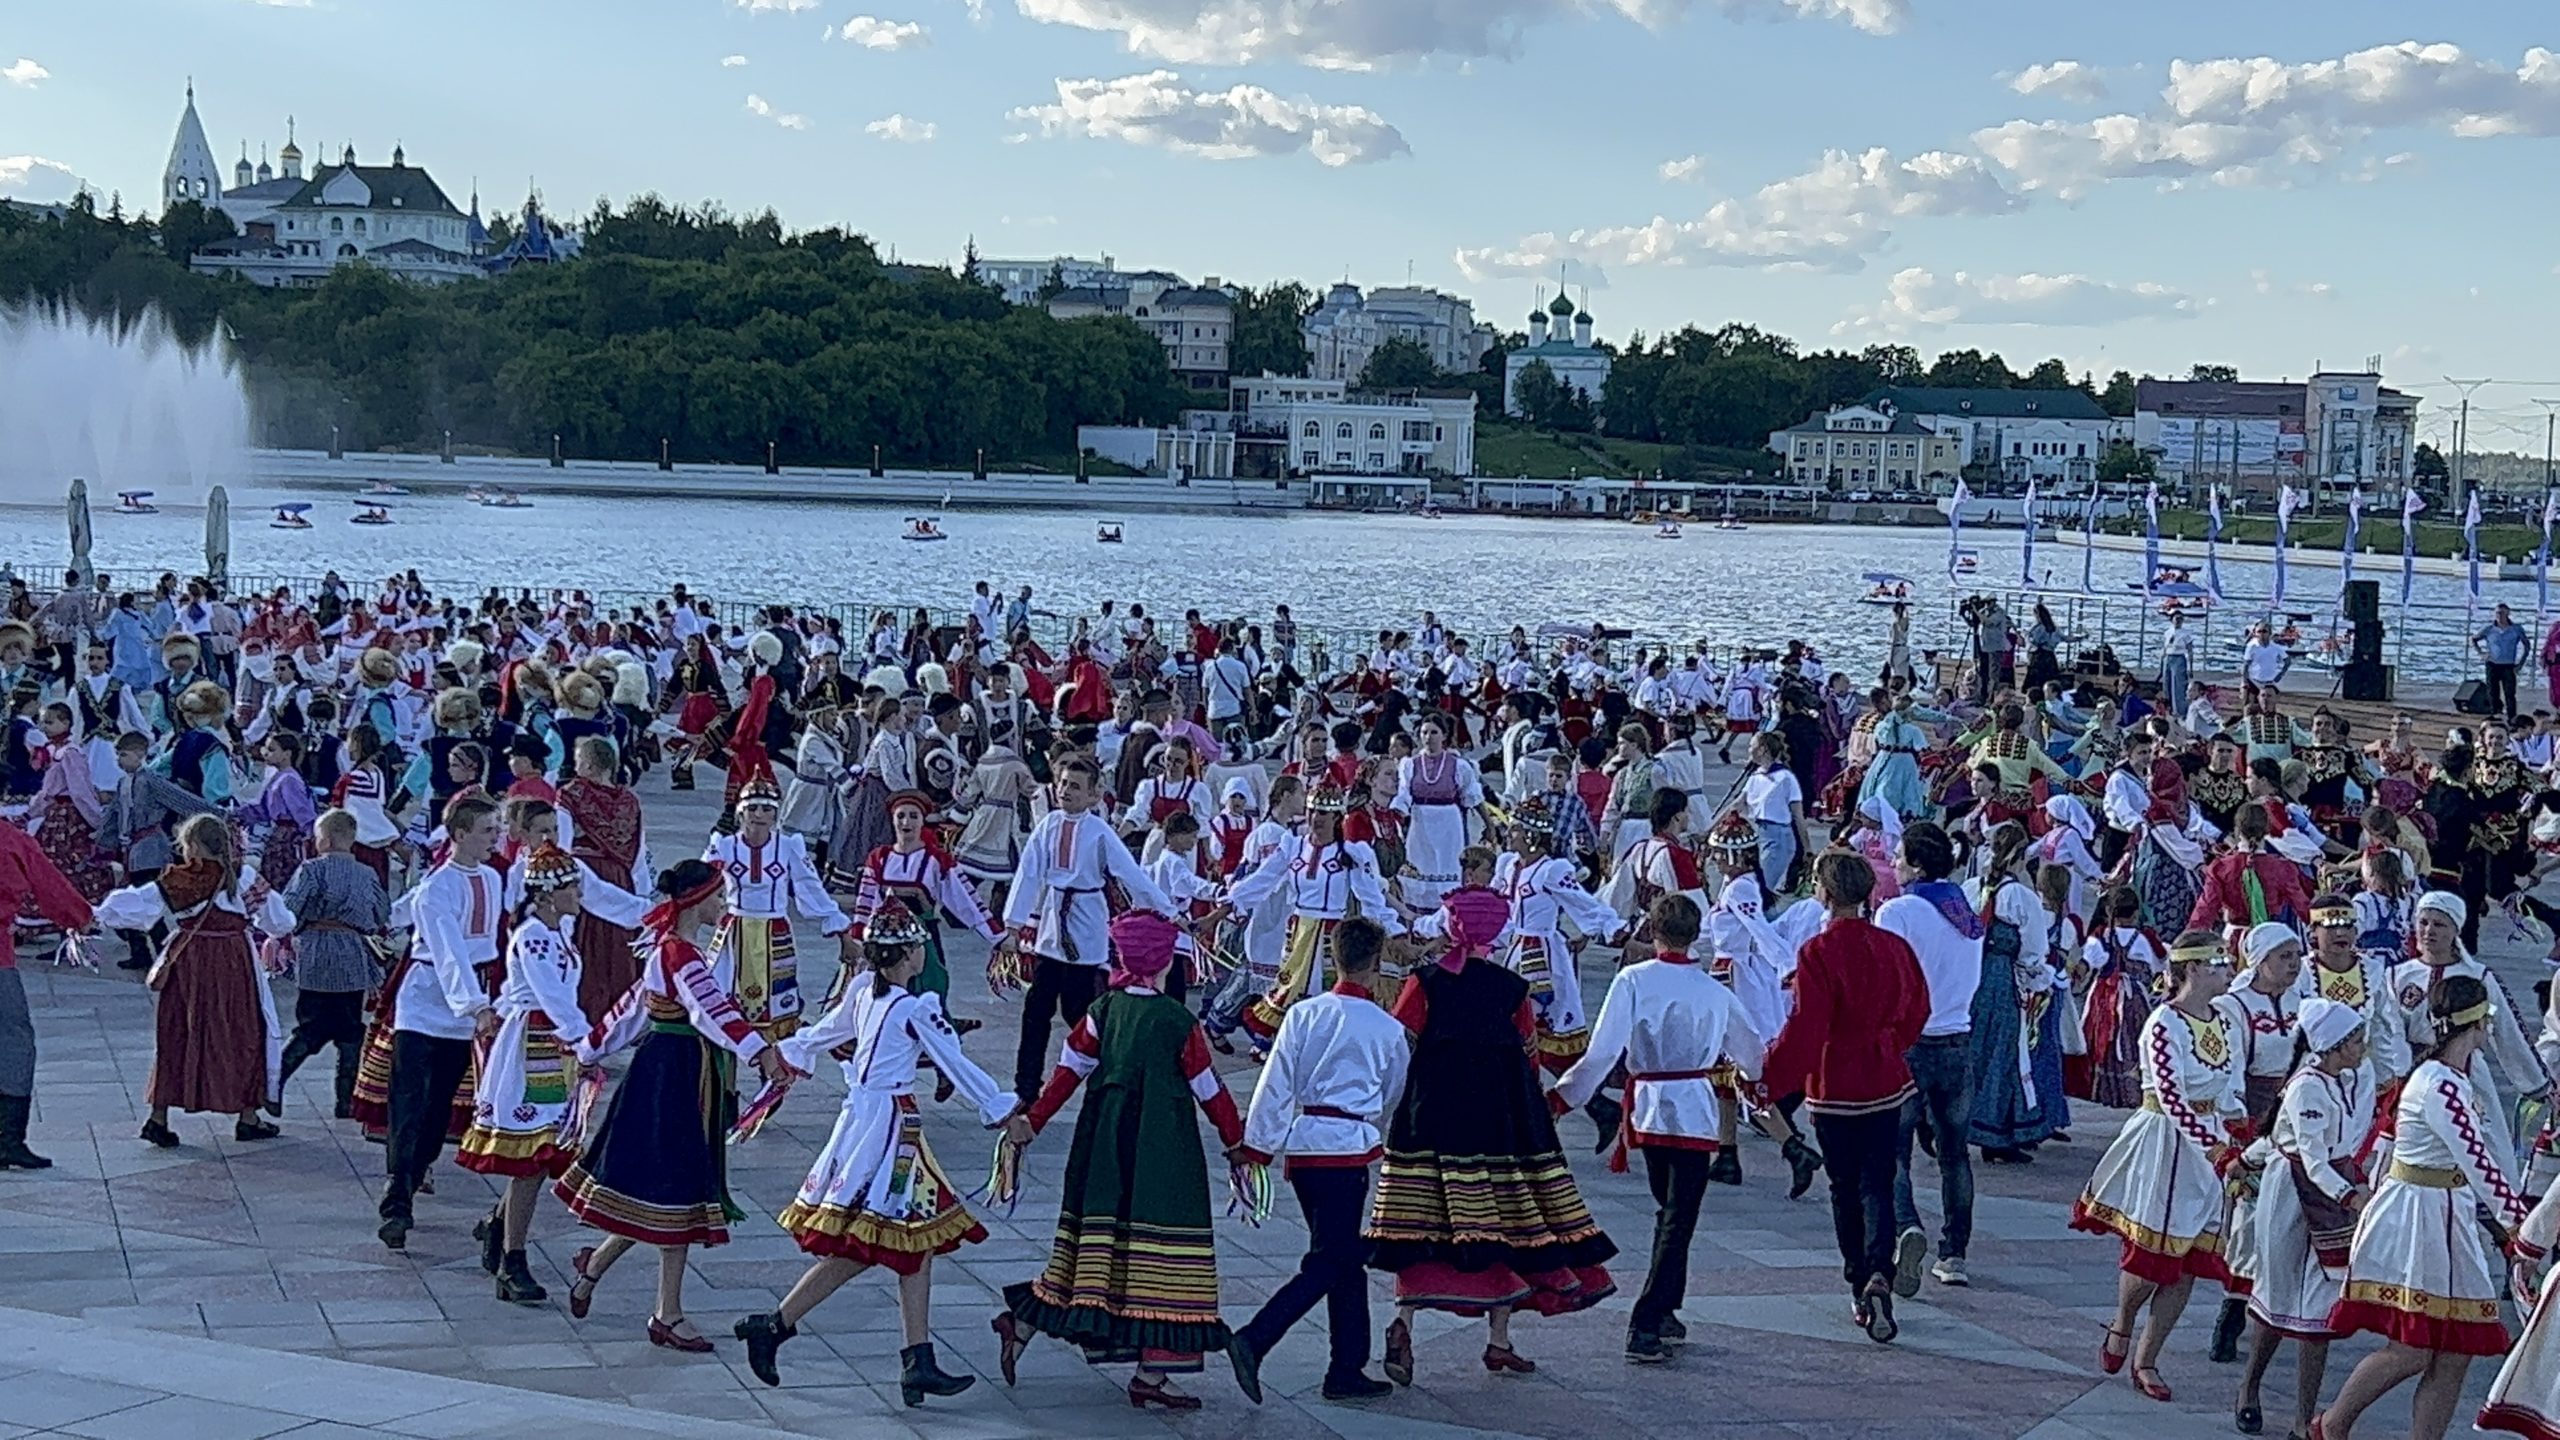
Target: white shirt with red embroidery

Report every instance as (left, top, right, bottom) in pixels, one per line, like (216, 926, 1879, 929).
(852, 845, 999, 942)
(395, 861, 504, 1040)
(701, 831, 848, 933)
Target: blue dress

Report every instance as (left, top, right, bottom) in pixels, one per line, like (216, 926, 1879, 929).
(1966, 885, 2064, 1151)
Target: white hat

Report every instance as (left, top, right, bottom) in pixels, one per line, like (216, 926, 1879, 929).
(2241, 921, 2299, 968)
(2297, 996, 2363, 1054)
(2416, 890, 2467, 932)
(1221, 775, 1255, 803)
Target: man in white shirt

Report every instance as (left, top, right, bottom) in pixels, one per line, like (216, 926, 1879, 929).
(1870, 819, 1980, 1294)
(380, 795, 505, 1251)
(2242, 623, 2290, 697)
(1203, 638, 1254, 734)
(1227, 918, 1405, 1404)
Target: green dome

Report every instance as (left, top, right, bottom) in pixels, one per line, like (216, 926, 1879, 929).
(1548, 293, 1577, 316)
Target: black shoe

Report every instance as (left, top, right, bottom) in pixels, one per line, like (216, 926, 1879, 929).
(1861, 1283, 1898, 1344)
(1625, 1330, 1671, 1364)
(234, 1117, 280, 1142)
(2208, 1297, 2247, 1364)
(0, 1094, 50, 1170)
(733, 1311, 793, 1387)
(898, 1341, 974, 1407)
(138, 1119, 180, 1148)
(495, 1250, 548, 1306)
(1320, 1373, 1394, 1401)
(1659, 1314, 1688, 1347)
(474, 1213, 505, 1275)
(2234, 1401, 2264, 1435)
(377, 1215, 410, 1251)
(116, 956, 150, 971)
(1227, 1331, 1266, 1405)
(1782, 1135, 1823, 1200)
(1707, 1148, 1742, 1187)
(1584, 1092, 1624, 1155)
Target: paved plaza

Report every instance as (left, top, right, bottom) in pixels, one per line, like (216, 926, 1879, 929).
(1, 775, 2544, 1438)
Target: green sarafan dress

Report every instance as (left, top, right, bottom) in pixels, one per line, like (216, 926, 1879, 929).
(1004, 986, 1246, 1372)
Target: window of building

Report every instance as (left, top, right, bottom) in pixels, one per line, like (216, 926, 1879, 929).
(352, 218, 366, 234)
(1434, 426, 1445, 442)
(330, 217, 344, 233)
(1335, 423, 1353, 439)
(1302, 421, 1319, 438)
(1367, 452, 1386, 470)
(1368, 423, 1387, 441)
(1301, 451, 1319, 469)
(1334, 450, 1352, 465)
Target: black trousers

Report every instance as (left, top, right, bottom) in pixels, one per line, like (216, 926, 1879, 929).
(285, 989, 367, 1090)
(1813, 1108, 1903, 1294)
(117, 865, 164, 967)
(380, 1031, 471, 1222)
(1631, 1146, 1713, 1335)
(2488, 661, 2520, 718)
(1237, 1165, 1372, 1384)
(1012, 960, 1104, 1101)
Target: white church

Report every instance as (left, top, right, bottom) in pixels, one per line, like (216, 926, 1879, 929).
(1502, 290, 1612, 420)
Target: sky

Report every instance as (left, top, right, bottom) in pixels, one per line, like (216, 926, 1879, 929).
(6, 1, 2560, 455)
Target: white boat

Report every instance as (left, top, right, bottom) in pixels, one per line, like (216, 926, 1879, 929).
(1654, 521, 1683, 540)
(351, 501, 394, 526)
(363, 481, 410, 496)
(478, 489, 530, 509)
(1417, 504, 1444, 519)
(1096, 521, 1125, 545)
(270, 503, 314, 531)
(115, 490, 158, 515)
(1951, 549, 1980, 576)
(902, 516, 947, 543)
(1712, 518, 1747, 532)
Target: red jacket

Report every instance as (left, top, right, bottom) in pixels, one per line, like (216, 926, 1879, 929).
(1762, 916, 1929, 1116)
(0, 821, 95, 970)
(2186, 849, 2309, 932)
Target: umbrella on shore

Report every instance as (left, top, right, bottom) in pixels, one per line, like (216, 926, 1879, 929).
(205, 484, 230, 593)
(66, 477, 93, 589)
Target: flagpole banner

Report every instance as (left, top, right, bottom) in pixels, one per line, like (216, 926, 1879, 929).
(2401, 488, 2426, 607)
(2143, 481, 2162, 593)
(2465, 493, 2484, 631)
(2206, 487, 2226, 600)
(2274, 485, 2299, 604)
(2021, 477, 2038, 585)
(2341, 487, 2361, 595)
(1948, 478, 1969, 578)
(2540, 491, 2556, 632)
(2081, 489, 2098, 593)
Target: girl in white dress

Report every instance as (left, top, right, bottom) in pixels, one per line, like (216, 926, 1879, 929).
(1389, 716, 1483, 910)
(732, 900, 1028, 1405)
(455, 843, 595, 1306)
(2322, 972, 2535, 1440)
(2234, 996, 2373, 1440)
(2482, 1179, 2560, 1440)
(2070, 930, 2240, 1405)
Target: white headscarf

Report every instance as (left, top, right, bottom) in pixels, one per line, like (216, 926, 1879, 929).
(2241, 921, 2299, 968)
(2297, 995, 2363, 1054)
(2043, 793, 2096, 844)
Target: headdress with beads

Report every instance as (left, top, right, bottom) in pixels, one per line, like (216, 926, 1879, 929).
(522, 842, 581, 894)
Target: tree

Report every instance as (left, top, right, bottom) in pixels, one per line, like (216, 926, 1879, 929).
(2097, 441, 2158, 485)
(2024, 357, 2072, 390)
(1228, 281, 1314, 378)
(1356, 335, 1435, 392)
(2188, 363, 2239, 383)
(2415, 442, 2450, 483)
(960, 235, 982, 286)
(1924, 348, 2018, 389)
(2100, 369, 2138, 417)
(1861, 343, 1922, 381)
(1035, 260, 1067, 303)
(1510, 360, 1561, 426)
(155, 199, 235, 263)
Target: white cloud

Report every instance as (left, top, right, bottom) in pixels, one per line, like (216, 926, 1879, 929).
(1657, 154, 1708, 181)
(721, 54, 750, 66)
(1010, 70, 1408, 166)
(1834, 266, 2201, 335)
(1457, 146, 2019, 281)
(837, 15, 930, 48)
(866, 113, 938, 142)
(1010, 0, 1899, 73)
(2009, 60, 2105, 102)
(733, 0, 818, 10)
(2, 58, 50, 87)
(744, 94, 812, 129)
(0, 155, 83, 201)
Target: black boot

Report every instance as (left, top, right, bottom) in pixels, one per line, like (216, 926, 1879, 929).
(1707, 1146, 1743, 1186)
(332, 1047, 359, 1121)
(495, 1249, 548, 1306)
(899, 1341, 975, 1407)
(1782, 1134, 1823, 1201)
(670, 762, 696, 792)
(2208, 1296, 2247, 1363)
(474, 1210, 505, 1275)
(0, 1094, 50, 1170)
(269, 1035, 316, 1119)
(1583, 1092, 1624, 1156)
(733, 1311, 794, 1387)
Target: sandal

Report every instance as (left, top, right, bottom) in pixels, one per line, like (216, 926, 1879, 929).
(990, 1313, 1028, 1387)
(1383, 1316, 1414, 1387)
(567, 1246, 598, 1321)
(2097, 1323, 2130, 1375)
(2132, 1365, 2173, 1403)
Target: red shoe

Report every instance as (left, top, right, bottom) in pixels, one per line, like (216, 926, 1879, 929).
(2131, 1365, 2172, 1403)
(990, 1313, 1028, 1387)
(2308, 1416, 2328, 1440)
(648, 1316, 714, 1354)
(1482, 1344, 1536, 1375)
(1128, 1377, 1202, 1411)
(2097, 1324, 2129, 1375)
(567, 1246, 597, 1321)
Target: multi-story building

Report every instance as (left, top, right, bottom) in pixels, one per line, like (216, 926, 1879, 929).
(1076, 374, 1473, 482)
(977, 253, 1131, 305)
(2134, 372, 2417, 498)
(1769, 404, 1967, 493)
(1049, 274, 1234, 391)
(1504, 293, 1612, 418)
(1302, 282, 1497, 382)
(1855, 385, 2115, 483)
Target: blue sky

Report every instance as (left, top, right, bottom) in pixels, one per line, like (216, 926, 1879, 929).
(7, 1, 2559, 453)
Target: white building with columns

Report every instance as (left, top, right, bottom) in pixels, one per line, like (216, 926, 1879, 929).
(1503, 292, 1612, 418)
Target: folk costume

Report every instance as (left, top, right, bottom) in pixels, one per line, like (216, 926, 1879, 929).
(97, 861, 282, 1124)
(2482, 1183, 2560, 1438)
(2070, 944, 2244, 1287)
(2392, 893, 2550, 1175)
(848, 799, 1004, 1005)
(1226, 788, 1402, 1043)
(702, 773, 849, 1044)
(368, 856, 505, 1244)
(998, 914, 1246, 1384)
(1492, 798, 1628, 1074)
(456, 847, 597, 1182)
(559, 774, 650, 1022)
(1389, 747, 1483, 908)
(2072, 924, 2165, 1109)
(2242, 998, 2375, 1338)
(999, 800, 1179, 1102)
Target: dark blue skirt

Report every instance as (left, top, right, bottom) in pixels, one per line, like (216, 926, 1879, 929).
(554, 1023, 740, 1246)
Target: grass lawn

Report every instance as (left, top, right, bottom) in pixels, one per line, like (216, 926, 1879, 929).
(1473, 423, 1772, 479)
(2109, 512, 2550, 560)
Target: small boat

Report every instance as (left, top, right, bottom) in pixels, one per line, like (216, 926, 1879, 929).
(1951, 549, 1980, 576)
(270, 503, 314, 531)
(477, 489, 530, 508)
(1096, 522, 1125, 545)
(1858, 571, 1915, 606)
(902, 516, 947, 543)
(351, 501, 394, 526)
(115, 490, 158, 515)
(1417, 504, 1444, 520)
(1654, 520, 1683, 540)
(1712, 497, 1745, 531)
(463, 486, 488, 503)
(363, 480, 410, 496)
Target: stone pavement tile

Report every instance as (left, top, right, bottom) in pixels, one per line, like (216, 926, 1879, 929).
(6, 1279, 140, 1314)
(220, 1322, 344, 1353)
(201, 1300, 329, 1328)
(131, 1275, 287, 1306)
(0, 1248, 124, 1283)
(328, 1319, 461, 1351)
(280, 1271, 439, 1303)
(56, 1394, 313, 1440)
(125, 1246, 289, 1279)
(247, 1426, 393, 1440)
(0, 1372, 159, 1430)
(77, 1303, 209, 1334)
(462, 1342, 599, 1372)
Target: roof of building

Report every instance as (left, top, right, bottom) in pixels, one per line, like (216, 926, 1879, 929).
(1150, 286, 1232, 311)
(223, 176, 304, 204)
(2131, 378, 2304, 418)
(1860, 385, 2110, 421)
(1049, 284, 1128, 309)
(1783, 413, 1938, 436)
(276, 161, 463, 217)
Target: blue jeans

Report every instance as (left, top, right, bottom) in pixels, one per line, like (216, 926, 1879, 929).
(1892, 1033, 1975, 1260)
(2161, 654, 2190, 713)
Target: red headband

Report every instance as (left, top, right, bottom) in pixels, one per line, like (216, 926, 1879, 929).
(643, 871, 725, 933)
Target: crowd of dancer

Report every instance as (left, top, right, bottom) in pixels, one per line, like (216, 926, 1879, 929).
(10, 566, 2560, 1434)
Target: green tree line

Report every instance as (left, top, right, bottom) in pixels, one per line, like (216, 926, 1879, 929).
(0, 194, 1191, 467)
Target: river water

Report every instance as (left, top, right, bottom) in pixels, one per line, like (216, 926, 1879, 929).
(0, 490, 2520, 685)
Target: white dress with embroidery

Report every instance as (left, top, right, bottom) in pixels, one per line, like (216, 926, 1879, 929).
(2244, 1065, 2374, 1337)
(1490, 850, 1624, 1066)
(2483, 1184, 2560, 1437)
(2393, 957, 2550, 1175)
(458, 916, 595, 1173)
(2334, 1059, 2531, 1355)
(2072, 1003, 2240, 1275)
